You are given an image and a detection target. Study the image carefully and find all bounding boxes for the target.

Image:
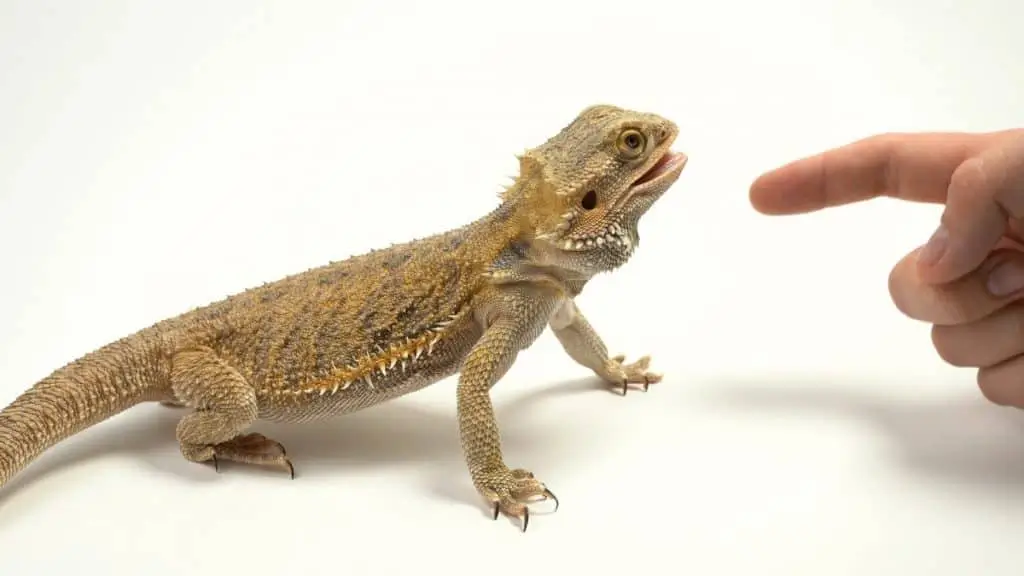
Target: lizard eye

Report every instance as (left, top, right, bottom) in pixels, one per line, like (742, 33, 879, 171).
(616, 129, 645, 157)
(580, 190, 597, 210)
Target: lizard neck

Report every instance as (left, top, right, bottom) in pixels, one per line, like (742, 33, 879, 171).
(467, 189, 592, 298)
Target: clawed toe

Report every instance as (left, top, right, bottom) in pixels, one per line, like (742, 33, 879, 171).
(206, 433, 295, 478)
(225, 433, 288, 457)
(480, 468, 559, 532)
(608, 354, 662, 395)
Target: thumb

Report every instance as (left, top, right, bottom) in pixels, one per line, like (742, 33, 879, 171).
(891, 247, 1024, 326)
(916, 132, 1024, 284)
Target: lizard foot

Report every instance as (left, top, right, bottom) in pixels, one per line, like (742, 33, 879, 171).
(604, 354, 662, 395)
(209, 433, 295, 478)
(476, 467, 558, 532)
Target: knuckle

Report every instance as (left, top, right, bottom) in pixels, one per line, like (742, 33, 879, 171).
(887, 264, 902, 303)
(948, 157, 990, 198)
(976, 367, 1024, 409)
(887, 261, 918, 319)
(864, 132, 899, 150)
(976, 370, 1011, 406)
(1011, 302, 1024, 343)
(941, 296, 982, 326)
(888, 256, 983, 324)
(930, 325, 971, 366)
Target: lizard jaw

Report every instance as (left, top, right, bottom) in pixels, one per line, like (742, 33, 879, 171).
(630, 150, 688, 194)
(553, 148, 686, 254)
(558, 221, 633, 253)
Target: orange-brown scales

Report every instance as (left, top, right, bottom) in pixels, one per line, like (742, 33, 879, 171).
(170, 216, 518, 421)
(0, 104, 687, 531)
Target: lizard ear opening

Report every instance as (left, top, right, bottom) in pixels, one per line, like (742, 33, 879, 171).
(580, 190, 597, 210)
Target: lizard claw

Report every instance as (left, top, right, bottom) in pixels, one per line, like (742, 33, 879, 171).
(543, 487, 559, 512)
(477, 466, 557, 532)
(203, 433, 296, 478)
(605, 354, 662, 395)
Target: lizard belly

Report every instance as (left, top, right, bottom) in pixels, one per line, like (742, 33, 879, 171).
(255, 317, 483, 424)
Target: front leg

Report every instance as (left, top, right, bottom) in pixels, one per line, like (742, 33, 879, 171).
(458, 294, 560, 531)
(549, 299, 662, 395)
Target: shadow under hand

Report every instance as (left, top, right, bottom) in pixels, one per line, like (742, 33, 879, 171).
(0, 374, 605, 509)
(708, 375, 1024, 491)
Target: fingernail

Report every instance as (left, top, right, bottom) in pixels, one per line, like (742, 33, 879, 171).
(918, 224, 948, 265)
(987, 261, 1024, 296)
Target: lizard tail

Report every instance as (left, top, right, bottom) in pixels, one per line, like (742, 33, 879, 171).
(0, 334, 168, 489)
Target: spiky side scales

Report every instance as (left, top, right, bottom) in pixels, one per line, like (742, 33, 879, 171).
(0, 104, 685, 531)
(158, 215, 521, 426)
(0, 220, 510, 481)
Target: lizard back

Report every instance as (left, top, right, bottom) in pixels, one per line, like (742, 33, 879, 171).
(184, 211, 516, 421)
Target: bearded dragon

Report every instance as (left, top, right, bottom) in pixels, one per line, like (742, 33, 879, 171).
(0, 104, 687, 531)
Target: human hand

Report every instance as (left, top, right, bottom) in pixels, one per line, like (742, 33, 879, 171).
(749, 129, 1024, 407)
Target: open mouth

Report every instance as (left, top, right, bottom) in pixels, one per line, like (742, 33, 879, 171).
(631, 150, 688, 190)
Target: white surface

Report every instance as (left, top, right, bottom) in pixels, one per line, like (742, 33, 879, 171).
(1, 1, 1023, 574)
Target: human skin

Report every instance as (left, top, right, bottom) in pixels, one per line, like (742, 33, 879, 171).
(749, 129, 1024, 407)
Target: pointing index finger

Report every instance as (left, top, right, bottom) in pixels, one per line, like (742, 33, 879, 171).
(749, 132, 1001, 214)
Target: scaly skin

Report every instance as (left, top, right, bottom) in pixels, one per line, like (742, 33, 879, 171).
(0, 104, 686, 531)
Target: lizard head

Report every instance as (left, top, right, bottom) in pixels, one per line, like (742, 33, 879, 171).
(505, 104, 687, 276)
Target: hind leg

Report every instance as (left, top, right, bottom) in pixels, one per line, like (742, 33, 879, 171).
(170, 346, 294, 477)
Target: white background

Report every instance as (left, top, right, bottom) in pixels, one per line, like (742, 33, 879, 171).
(1, 1, 1022, 574)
